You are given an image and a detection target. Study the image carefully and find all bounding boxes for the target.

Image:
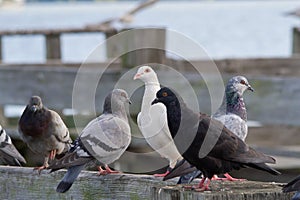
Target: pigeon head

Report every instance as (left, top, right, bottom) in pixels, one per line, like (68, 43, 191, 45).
(133, 66, 159, 84)
(103, 89, 131, 114)
(152, 87, 179, 107)
(28, 96, 43, 112)
(226, 76, 254, 95)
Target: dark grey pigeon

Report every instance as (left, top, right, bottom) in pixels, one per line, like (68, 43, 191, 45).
(0, 125, 26, 166)
(153, 87, 280, 191)
(178, 76, 254, 183)
(283, 175, 300, 200)
(49, 89, 132, 193)
(18, 96, 72, 172)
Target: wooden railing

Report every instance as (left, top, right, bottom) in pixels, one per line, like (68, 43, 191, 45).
(0, 26, 118, 62)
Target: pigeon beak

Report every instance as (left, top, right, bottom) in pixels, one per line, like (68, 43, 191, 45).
(151, 98, 159, 105)
(30, 105, 38, 112)
(133, 73, 141, 80)
(127, 98, 132, 104)
(247, 85, 254, 92)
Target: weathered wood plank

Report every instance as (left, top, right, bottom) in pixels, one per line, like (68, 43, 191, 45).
(152, 181, 293, 200)
(0, 64, 120, 111)
(0, 166, 176, 200)
(0, 166, 293, 200)
(166, 57, 300, 76)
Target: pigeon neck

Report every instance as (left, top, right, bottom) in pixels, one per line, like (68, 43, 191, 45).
(224, 90, 247, 121)
(165, 99, 181, 138)
(141, 82, 161, 113)
(103, 97, 128, 121)
(104, 103, 128, 121)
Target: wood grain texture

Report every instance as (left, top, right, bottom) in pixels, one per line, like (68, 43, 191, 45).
(0, 166, 294, 200)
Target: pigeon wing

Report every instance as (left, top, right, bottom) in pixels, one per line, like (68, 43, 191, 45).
(202, 116, 275, 164)
(80, 114, 131, 165)
(49, 110, 72, 144)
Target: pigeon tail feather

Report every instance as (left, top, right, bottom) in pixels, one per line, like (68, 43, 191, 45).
(177, 169, 202, 184)
(247, 163, 280, 175)
(292, 192, 300, 200)
(56, 164, 85, 193)
(163, 159, 199, 181)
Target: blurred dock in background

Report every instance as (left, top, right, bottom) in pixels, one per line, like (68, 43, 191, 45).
(1, 24, 300, 182)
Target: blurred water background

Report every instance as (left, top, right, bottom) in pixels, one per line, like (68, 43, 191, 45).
(0, 0, 299, 63)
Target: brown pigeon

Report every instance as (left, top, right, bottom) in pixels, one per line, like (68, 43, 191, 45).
(18, 96, 72, 172)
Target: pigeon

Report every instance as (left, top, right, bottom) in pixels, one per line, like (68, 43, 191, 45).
(213, 76, 254, 141)
(152, 87, 280, 191)
(49, 89, 132, 193)
(0, 125, 26, 166)
(18, 96, 72, 172)
(133, 66, 183, 177)
(283, 175, 300, 200)
(178, 76, 254, 183)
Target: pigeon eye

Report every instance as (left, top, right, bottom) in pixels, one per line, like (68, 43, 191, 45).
(240, 80, 246, 85)
(162, 92, 168, 97)
(121, 92, 126, 98)
(145, 68, 150, 73)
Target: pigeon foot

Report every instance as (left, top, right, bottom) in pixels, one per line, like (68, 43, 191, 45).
(97, 165, 120, 175)
(154, 170, 170, 177)
(49, 149, 57, 160)
(212, 174, 245, 181)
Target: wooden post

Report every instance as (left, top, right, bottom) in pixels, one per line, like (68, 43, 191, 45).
(45, 34, 61, 61)
(292, 27, 300, 55)
(106, 28, 166, 68)
(0, 36, 2, 63)
(0, 106, 7, 127)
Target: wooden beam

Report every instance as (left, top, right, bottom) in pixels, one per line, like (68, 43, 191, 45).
(0, 166, 293, 200)
(0, 27, 117, 36)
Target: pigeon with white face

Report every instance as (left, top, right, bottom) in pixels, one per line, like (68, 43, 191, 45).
(0, 125, 26, 166)
(49, 89, 132, 193)
(134, 66, 183, 177)
(213, 76, 254, 141)
(18, 96, 72, 172)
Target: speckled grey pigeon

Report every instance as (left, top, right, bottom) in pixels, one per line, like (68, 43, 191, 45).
(213, 76, 254, 141)
(49, 89, 132, 193)
(283, 175, 300, 200)
(0, 125, 26, 166)
(178, 76, 254, 183)
(18, 96, 72, 172)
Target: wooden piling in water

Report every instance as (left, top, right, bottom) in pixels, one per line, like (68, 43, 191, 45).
(292, 27, 300, 55)
(45, 34, 61, 61)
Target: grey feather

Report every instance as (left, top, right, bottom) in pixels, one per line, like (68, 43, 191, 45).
(56, 164, 86, 193)
(0, 125, 26, 166)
